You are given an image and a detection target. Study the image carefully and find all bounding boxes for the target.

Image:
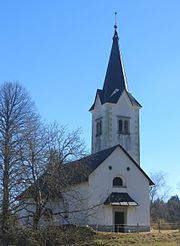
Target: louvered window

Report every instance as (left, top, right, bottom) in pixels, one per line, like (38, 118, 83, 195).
(96, 119, 102, 136)
(117, 117, 130, 135)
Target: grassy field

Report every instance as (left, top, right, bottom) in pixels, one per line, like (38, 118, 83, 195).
(83, 230, 180, 246)
(1, 227, 179, 245)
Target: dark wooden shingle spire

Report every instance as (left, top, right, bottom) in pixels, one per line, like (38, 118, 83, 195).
(102, 26, 127, 104)
(89, 24, 141, 111)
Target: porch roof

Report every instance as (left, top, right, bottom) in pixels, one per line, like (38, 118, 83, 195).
(104, 192, 138, 206)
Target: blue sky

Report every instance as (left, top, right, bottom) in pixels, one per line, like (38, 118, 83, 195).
(0, 0, 180, 197)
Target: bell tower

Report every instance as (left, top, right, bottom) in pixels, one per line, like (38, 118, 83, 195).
(89, 23, 141, 164)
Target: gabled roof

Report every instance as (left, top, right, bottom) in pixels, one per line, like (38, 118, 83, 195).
(17, 146, 117, 200)
(65, 145, 117, 184)
(89, 90, 142, 111)
(17, 173, 63, 200)
(89, 27, 141, 111)
(18, 144, 154, 200)
(63, 144, 154, 186)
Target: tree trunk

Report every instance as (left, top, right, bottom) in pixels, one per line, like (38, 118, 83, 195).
(33, 207, 41, 230)
(2, 157, 10, 233)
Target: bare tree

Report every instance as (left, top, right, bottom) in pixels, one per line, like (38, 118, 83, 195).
(150, 171, 171, 221)
(17, 123, 87, 229)
(0, 81, 97, 238)
(150, 171, 171, 203)
(0, 81, 40, 233)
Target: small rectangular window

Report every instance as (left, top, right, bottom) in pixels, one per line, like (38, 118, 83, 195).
(96, 119, 102, 136)
(124, 120, 129, 134)
(118, 120, 123, 133)
(117, 117, 130, 135)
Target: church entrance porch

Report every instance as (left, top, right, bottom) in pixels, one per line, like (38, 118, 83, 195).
(103, 192, 138, 232)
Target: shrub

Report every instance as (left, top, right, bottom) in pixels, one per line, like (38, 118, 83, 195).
(0, 225, 95, 246)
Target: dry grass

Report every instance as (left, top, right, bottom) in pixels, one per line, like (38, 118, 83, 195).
(80, 230, 180, 246)
(1, 227, 179, 245)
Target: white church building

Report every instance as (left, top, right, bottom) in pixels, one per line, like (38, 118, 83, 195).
(20, 24, 154, 232)
(54, 25, 154, 232)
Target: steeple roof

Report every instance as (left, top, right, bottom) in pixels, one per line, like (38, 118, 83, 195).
(90, 26, 141, 111)
(102, 27, 127, 103)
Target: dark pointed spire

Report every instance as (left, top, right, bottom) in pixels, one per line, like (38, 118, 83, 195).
(90, 18, 141, 111)
(102, 19, 127, 103)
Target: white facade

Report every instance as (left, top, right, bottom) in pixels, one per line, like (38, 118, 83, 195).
(87, 147, 150, 227)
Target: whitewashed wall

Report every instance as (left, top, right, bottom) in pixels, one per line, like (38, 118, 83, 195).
(62, 182, 89, 225)
(18, 182, 89, 227)
(88, 146, 150, 226)
(91, 91, 140, 164)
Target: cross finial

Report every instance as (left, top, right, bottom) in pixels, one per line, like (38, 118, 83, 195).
(114, 12, 117, 29)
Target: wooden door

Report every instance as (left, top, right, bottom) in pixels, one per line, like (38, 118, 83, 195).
(114, 211, 124, 232)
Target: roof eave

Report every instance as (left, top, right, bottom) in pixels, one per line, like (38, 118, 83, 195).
(89, 89, 103, 111)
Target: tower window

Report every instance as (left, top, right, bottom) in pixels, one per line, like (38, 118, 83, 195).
(96, 119, 102, 136)
(117, 117, 130, 135)
(113, 177, 123, 187)
(124, 120, 129, 133)
(118, 120, 123, 133)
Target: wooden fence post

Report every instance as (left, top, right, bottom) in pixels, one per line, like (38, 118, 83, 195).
(137, 223, 139, 233)
(96, 224, 98, 231)
(158, 221, 161, 233)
